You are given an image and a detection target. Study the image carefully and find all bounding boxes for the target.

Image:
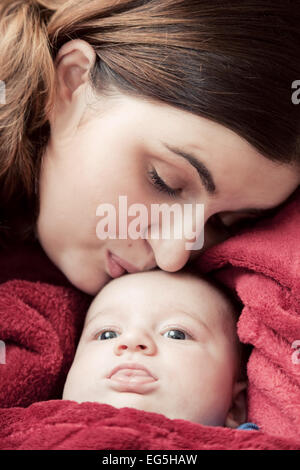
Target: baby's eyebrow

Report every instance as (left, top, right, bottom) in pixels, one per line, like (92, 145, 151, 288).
(84, 306, 212, 336)
(84, 314, 97, 330)
(84, 308, 116, 329)
(171, 307, 212, 335)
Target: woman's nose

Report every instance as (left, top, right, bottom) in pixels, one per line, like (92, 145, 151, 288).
(114, 330, 157, 356)
(148, 237, 192, 272)
(146, 207, 206, 272)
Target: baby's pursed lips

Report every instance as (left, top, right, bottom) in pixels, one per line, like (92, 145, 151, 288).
(113, 368, 150, 376)
(110, 369, 157, 384)
(107, 362, 157, 380)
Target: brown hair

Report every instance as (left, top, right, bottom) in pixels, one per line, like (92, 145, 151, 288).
(0, 0, 299, 245)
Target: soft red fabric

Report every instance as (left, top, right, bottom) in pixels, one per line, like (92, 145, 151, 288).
(0, 279, 91, 408)
(0, 188, 299, 449)
(0, 400, 299, 450)
(195, 187, 300, 440)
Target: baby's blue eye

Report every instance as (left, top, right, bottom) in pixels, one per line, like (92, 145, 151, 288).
(97, 331, 118, 340)
(164, 329, 186, 340)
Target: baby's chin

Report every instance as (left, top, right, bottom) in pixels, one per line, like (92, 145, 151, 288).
(62, 391, 223, 426)
(63, 389, 167, 417)
(108, 396, 165, 415)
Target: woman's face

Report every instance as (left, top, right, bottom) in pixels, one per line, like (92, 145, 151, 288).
(36, 44, 299, 295)
(37, 93, 299, 295)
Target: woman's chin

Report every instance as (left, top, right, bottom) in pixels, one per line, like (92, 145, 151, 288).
(58, 253, 111, 295)
(66, 270, 110, 295)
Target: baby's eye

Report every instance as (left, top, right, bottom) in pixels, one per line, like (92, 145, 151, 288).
(96, 330, 119, 341)
(163, 329, 188, 340)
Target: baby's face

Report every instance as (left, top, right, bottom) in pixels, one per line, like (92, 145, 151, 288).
(63, 270, 243, 427)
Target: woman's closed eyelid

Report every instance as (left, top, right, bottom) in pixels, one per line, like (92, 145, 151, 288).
(148, 167, 181, 198)
(147, 156, 191, 197)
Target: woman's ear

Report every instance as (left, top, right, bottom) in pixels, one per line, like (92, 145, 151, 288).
(49, 39, 97, 138)
(54, 39, 96, 102)
(224, 380, 248, 429)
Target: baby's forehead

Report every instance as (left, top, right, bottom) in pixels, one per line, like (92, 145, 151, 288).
(86, 269, 234, 328)
(97, 269, 218, 296)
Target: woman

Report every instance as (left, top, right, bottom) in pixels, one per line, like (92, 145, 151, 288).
(0, 0, 299, 295)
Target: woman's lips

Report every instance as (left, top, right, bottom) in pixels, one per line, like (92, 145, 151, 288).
(106, 251, 126, 278)
(106, 251, 140, 279)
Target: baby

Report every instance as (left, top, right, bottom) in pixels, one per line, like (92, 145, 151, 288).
(63, 268, 254, 429)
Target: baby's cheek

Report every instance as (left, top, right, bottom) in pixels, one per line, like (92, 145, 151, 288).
(167, 351, 230, 426)
(209, 347, 236, 403)
(192, 344, 233, 390)
(63, 354, 96, 401)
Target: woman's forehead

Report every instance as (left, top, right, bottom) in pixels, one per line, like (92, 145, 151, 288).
(86, 93, 299, 211)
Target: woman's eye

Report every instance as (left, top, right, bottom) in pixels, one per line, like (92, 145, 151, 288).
(148, 168, 182, 198)
(163, 329, 188, 340)
(209, 214, 232, 234)
(96, 330, 119, 341)
(209, 213, 259, 235)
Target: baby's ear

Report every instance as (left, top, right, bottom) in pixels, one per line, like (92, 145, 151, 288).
(224, 381, 247, 429)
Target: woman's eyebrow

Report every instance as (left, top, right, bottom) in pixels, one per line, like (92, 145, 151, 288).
(161, 141, 279, 217)
(160, 141, 217, 195)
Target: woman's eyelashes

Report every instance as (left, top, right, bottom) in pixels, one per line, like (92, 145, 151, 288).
(148, 168, 182, 198)
(147, 166, 267, 235)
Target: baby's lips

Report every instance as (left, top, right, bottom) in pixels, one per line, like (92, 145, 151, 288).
(107, 363, 158, 381)
(112, 368, 152, 378)
(110, 368, 157, 384)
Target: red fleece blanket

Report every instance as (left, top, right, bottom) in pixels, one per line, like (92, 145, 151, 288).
(195, 188, 300, 441)
(0, 189, 299, 450)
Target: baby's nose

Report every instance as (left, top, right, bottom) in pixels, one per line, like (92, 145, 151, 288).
(114, 331, 157, 355)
